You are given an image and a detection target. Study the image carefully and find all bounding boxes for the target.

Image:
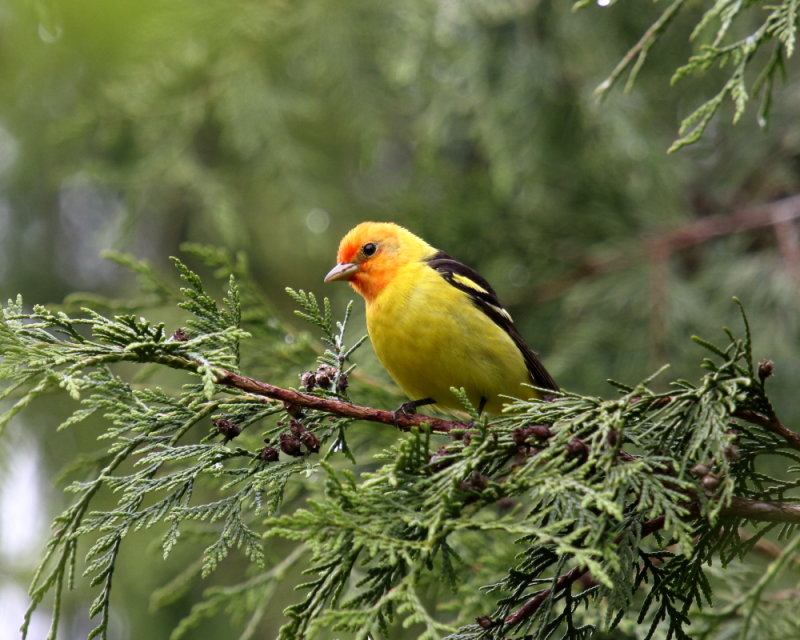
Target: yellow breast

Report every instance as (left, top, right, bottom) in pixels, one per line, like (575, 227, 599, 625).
(365, 261, 531, 414)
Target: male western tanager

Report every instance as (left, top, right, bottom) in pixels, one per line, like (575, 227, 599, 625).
(324, 222, 558, 415)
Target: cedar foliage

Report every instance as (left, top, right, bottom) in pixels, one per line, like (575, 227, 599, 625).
(2, 250, 799, 640)
(1, 1, 800, 639)
(589, 0, 800, 151)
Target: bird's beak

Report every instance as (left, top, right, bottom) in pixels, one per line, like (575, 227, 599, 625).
(324, 262, 359, 283)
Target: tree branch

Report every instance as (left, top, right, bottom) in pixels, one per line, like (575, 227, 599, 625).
(207, 366, 800, 525)
(516, 193, 800, 304)
(208, 365, 800, 516)
(735, 408, 800, 452)
(213, 369, 466, 434)
(501, 496, 800, 629)
(724, 496, 800, 523)
(502, 516, 667, 628)
(186, 360, 800, 631)
(501, 564, 588, 627)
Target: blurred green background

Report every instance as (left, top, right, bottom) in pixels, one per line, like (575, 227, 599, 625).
(1, 0, 799, 638)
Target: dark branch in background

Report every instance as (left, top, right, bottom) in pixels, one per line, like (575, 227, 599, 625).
(513, 193, 800, 385)
(648, 193, 800, 254)
(523, 193, 800, 304)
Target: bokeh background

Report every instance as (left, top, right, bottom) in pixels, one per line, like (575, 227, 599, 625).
(1, 0, 799, 638)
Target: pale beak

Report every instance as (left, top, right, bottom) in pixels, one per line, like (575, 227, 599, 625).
(324, 262, 359, 282)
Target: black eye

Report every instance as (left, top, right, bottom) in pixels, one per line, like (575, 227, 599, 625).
(362, 242, 377, 257)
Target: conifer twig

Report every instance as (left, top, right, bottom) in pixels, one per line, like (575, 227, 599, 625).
(593, 0, 687, 98)
(502, 516, 668, 628)
(502, 497, 800, 629)
(209, 364, 800, 530)
(735, 409, 800, 452)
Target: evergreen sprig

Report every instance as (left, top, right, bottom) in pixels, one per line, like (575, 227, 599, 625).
(1, 253, 799, 639)
(584, 0, 799, 150)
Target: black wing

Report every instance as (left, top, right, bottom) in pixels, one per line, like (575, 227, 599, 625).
(425, 251, 559, 392)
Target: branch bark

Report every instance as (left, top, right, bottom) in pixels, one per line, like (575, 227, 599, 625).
(208, 366, 800, 523)
(213, 369, 466, 434)
(736, 408, 800, 452)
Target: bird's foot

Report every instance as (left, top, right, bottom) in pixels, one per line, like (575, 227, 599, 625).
(465, 396, 488, 429)
(391, 397, 435, 429)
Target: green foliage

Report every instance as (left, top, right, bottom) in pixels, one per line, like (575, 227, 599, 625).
(1, 253, 799, 640)
(586, 0, 800, 150)
(2, 2, 800, 638)
(3, 0, 800, 428)
(286, 286, 367, 397)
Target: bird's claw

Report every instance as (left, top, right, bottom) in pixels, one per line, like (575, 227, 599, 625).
(467, 397, 487, 428)
(391, 398, 435, 429)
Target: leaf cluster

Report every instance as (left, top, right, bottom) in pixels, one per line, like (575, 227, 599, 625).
(1, 254, 799, 640)
(583, 0, 799, 150)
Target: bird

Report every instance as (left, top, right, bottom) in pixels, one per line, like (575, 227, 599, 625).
(324, 222, 558, 416)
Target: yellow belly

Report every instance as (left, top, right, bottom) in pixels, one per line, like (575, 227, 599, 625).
(366, 264, 532, 414)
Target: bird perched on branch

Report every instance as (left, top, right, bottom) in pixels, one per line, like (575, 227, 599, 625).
(324, 222, 558, 416)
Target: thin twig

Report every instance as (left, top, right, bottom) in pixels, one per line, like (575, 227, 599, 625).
(594, 0, 687, 98)
(736, 408, 800, 452)
(503, 516, 667, 628)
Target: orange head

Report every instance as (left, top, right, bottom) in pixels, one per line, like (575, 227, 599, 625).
(324, 222, 435, 301)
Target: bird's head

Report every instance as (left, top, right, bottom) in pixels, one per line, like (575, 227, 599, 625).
(324, 222, 434, 301)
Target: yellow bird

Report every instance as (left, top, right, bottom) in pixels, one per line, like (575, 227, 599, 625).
(324, 222, 557, 416)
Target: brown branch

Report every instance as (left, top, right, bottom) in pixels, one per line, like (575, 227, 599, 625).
(735, 408, 800, 452)
(650, 193, 800, 254)
(772, 211, 800, 278)
(502, 564, 588, 627)
(502, 516, 667, 627)
(501, 494, 800, 629)
(724, 496, 800, 524)
(208, 367, 800, 527)
(213, 369, 465, 434)
(517, 193, 800, 304)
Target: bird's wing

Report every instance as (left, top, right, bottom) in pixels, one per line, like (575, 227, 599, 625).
(425, 251, 559, 392)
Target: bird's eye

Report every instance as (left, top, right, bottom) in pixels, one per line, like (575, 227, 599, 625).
(362, 242, 377, 257)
